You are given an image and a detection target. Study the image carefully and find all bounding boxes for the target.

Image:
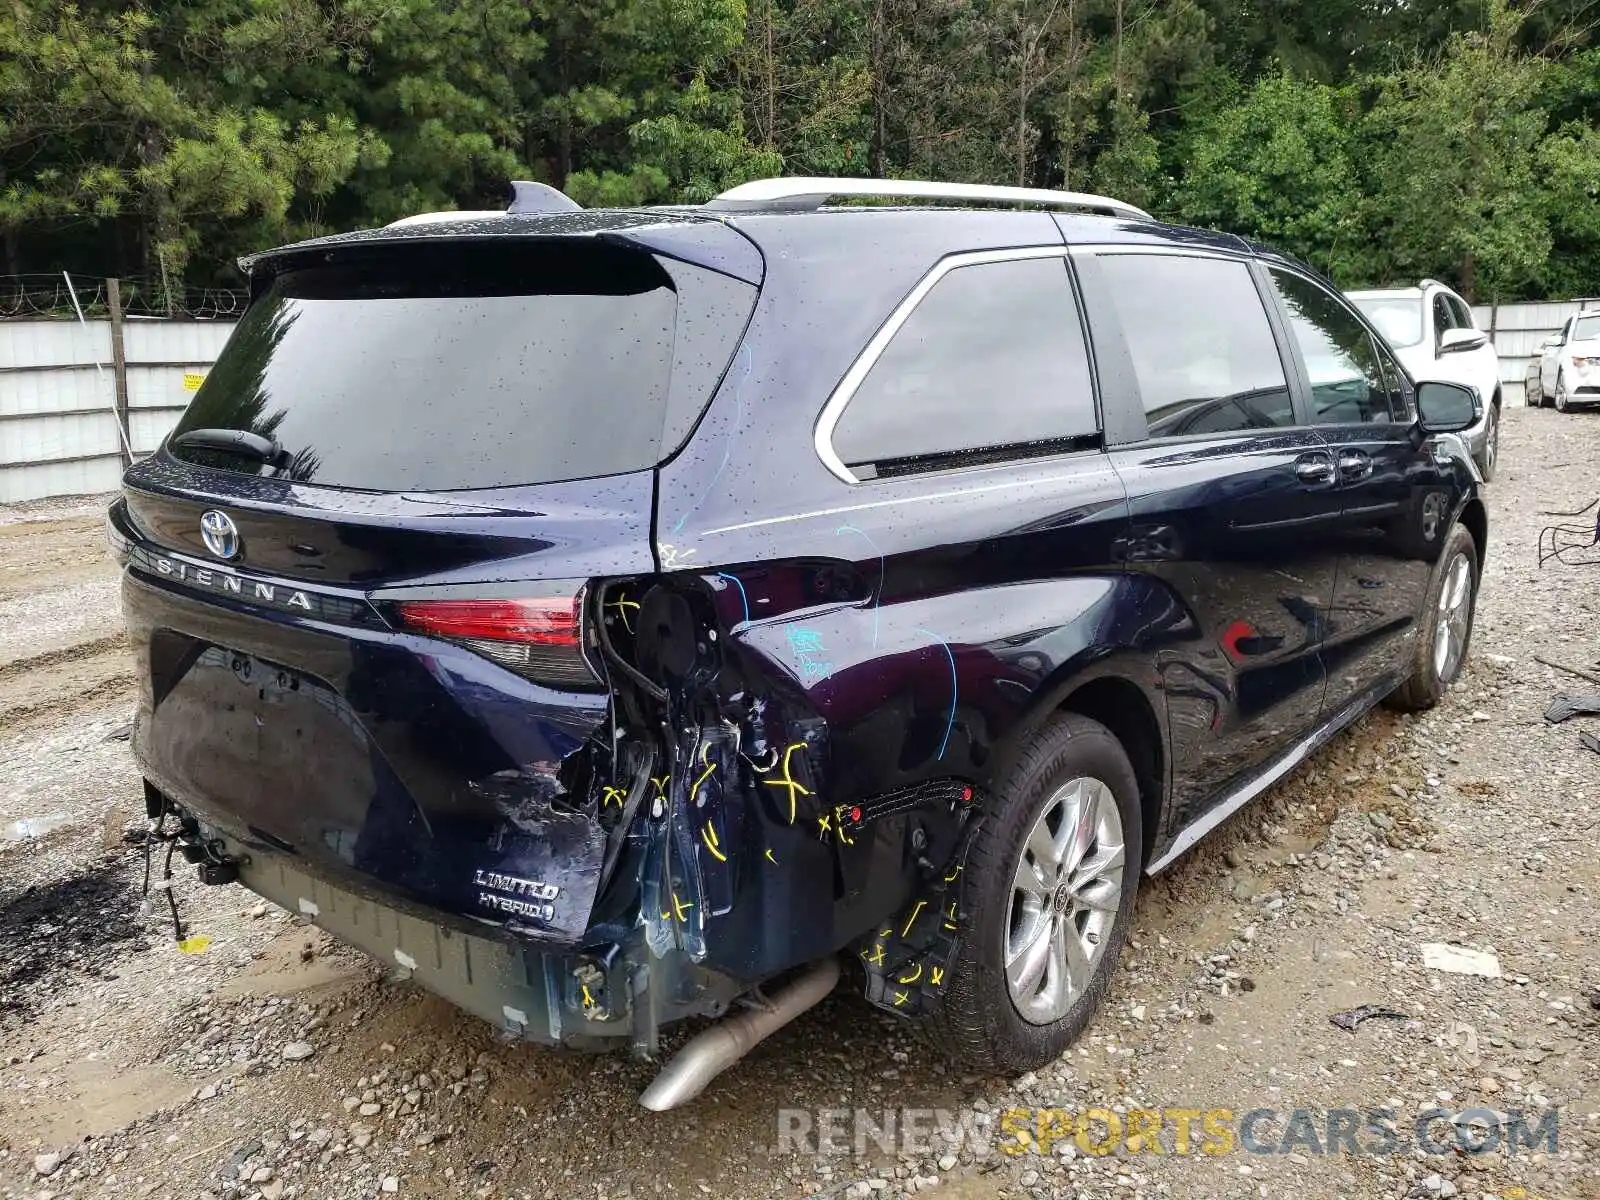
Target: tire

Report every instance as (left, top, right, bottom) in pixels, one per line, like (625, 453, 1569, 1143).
(1555, 370, 1571, 413)
(918, 713, 1141, 1074)
(1385, 523, 1479, 713)
(1474, 400, 1498, 482)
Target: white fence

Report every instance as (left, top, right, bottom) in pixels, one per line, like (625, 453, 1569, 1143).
(1473, 298, 1600, 407)
(0, 317, 235, 503)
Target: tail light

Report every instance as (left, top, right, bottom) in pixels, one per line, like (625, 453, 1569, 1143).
(394, 596, 601, 690)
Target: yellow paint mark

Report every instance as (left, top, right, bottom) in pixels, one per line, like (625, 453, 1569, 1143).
(897, 962, 923, 985)
(601, 786, 627, 809)
(580, 982, 595, 1008)
(649, 776, 668, 798)
(893, 990, 909, 1007)
(943, 900, 960, 931)
(900, 899, 927, 939)
(761, 742, 812, 823)
(177, 935, 211, 954)
(833, 805, 856, 846)
(816, 811, 834, 837)
(944, 863, 963, 883)
(764, 847, 778, 865)
(862, 942, 886, 966)
(671, 892, 693, 923)
(930, 965, 945, 987)
(702, 823, 727, 863)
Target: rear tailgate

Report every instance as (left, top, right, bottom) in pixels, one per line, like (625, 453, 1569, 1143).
(117, 230, 758, 942)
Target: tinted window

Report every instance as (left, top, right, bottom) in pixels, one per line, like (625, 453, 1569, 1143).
(1271, 270, 1398, 424)
(1097, 254, 1292, 437)
(1433, 293, 1457, 335)
(1372, 341, 1412, 421)
(169, 242, 754, 492)
(832, 256, 1097, 470)
(1447, 295, 1476, 330)
(1352, 296, 1424, 349)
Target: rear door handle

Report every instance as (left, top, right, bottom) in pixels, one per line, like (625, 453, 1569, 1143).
(1337, 449, 1372, 481)
(1294, 453, 1336, 486)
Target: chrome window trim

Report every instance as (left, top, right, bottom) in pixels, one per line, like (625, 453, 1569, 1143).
(813, 246, 1075, 485)
(1066, 243, 1251, 263)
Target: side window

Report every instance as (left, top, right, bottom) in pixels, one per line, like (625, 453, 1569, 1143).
(1372, 340, 1412, 422)
(1432, 293, 1457, 340)
(1269, 269, 1399, 424)
(831, 255, 1097, 473)
(1448, 295, 1476, 330)
(1095, 254, 1293, 437)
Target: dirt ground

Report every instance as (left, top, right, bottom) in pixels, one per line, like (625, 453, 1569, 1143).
(0, 409, 1596, 1200)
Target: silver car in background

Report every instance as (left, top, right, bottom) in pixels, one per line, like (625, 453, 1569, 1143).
(1530, 311, 1600, 413)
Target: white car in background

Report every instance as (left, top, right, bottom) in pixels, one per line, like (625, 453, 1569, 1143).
(1349, 281, 1501, 481)
(1530, 310, 1600, 414)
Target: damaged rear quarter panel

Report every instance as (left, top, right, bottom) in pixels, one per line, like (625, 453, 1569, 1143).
(641, 212, 1182, 989)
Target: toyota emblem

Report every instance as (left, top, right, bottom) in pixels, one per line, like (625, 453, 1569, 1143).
(199, 509, 240, 560)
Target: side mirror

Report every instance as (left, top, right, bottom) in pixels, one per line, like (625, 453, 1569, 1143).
(1439, 328, 1488, 355)
(1416, 381, 1481, 434)
(1544, 334, 1563, 348)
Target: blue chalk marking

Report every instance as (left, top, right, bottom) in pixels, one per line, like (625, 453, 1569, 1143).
(672, 343, 753, 535)
(786, 626, 834, 686)
(834, 523, 885, 648)
(915, 627, 958, 761)
(715, 572, 750, 626)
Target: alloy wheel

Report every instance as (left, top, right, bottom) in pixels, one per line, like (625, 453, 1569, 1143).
(1005, 776, 1126, 1025)
(1556, 373, 1570, 413)
(1481, 405, 1498, 477)
(1433, 552, 1473, 684)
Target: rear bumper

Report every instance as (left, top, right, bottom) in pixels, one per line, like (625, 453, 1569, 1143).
(215, 829, 744, 1049)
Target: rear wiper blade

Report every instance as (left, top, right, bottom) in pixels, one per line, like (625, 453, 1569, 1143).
(173, 428, 283, 465)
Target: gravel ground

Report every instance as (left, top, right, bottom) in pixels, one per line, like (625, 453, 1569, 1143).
(0, 407, 1596, 1200)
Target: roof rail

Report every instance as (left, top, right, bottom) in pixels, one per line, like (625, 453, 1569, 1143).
(705, 176, 1150, 220)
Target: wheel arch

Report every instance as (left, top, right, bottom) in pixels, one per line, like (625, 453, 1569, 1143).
(1054, 675, 1165, 869)
(1457, 496, 1488, 578)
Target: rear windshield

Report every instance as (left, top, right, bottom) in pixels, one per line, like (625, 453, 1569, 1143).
(1351, 296, 1423, 349)
(1574, 314, 1600, 342)
(169, 241, 754, 491)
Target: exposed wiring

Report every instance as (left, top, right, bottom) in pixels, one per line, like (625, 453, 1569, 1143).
(1537, 496, 1600, 568)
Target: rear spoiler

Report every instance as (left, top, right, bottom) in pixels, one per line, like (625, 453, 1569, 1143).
(237, 212, 764, 287)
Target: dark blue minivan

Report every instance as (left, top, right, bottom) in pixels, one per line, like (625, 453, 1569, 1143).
(111, 177, 1486, 1108)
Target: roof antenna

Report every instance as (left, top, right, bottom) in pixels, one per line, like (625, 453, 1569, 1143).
(508, 180, 582, 215)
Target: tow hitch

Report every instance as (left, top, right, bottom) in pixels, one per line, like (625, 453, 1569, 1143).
(138, 781, 244, 945)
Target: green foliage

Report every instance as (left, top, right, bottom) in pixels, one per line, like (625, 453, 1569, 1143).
(1171, 73, 1367, 278)
(1362, 2, 1554, 301)
(3, 0, 1598, 301)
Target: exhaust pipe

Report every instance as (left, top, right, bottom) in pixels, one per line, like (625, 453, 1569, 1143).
(638, 957, 841, 1111)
